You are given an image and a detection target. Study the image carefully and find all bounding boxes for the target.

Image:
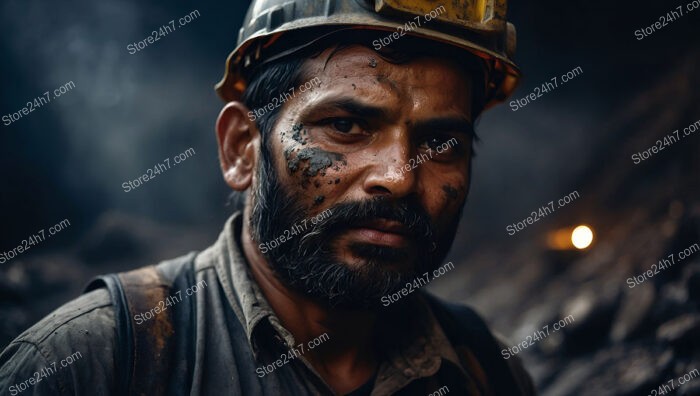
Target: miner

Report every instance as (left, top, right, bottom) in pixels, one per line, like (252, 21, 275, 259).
(0, 0, 534, 394)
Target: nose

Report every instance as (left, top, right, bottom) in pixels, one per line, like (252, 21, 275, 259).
(362, 135, 417, 198)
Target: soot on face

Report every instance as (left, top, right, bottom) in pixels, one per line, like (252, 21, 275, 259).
(286, 147, 346, 177)
(281, 120, 349, 190)
(291, 123, 307, 145)
(442, 184, 460, 201)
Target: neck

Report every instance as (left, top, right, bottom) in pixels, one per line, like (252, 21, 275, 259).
(240, 215, 378, 393)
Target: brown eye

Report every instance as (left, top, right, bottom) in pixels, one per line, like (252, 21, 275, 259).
(321, 117, 367, 136)
(424, 136, 461, 154)
(332, 119, 354, 133)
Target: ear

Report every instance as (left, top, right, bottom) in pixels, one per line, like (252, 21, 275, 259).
(216, 102, 260, 191)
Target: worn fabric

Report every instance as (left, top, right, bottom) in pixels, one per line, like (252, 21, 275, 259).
(0, 213, 535, 395)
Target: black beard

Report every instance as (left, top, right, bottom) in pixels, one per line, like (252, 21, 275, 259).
(249, 144, 462, 309)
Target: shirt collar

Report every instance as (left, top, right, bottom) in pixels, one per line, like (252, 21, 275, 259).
(200, 213, 295, 355)
(201, 212, 475, 391)
(371, 293, 473, 394)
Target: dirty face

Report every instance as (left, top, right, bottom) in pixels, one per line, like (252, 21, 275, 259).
(250, 45, 474, 308)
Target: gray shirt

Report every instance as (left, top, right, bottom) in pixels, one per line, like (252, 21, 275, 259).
(0, 213, 535, 395)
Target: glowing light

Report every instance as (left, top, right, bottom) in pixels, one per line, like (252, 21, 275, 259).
(571, 225, 593, 249)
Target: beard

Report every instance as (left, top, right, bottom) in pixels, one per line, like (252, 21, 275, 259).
(249, 144, 463, 309)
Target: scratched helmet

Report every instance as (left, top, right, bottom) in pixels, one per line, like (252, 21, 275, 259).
(216, 0, 520, 110)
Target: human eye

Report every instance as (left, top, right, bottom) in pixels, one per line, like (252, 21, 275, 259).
(319, 117, 369, 137)
(420, 135, 465, 157)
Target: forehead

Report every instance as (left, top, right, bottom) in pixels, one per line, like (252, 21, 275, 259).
(297, 45, 474, 118)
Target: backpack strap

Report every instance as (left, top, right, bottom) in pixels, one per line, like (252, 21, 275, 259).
(84, 252, 197, 396)
(422, 293, 524, 396)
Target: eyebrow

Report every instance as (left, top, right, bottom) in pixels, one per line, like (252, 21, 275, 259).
(316, 98, 390, 120)
(412, 117, 476, 139)
(302, 97, 474, 138)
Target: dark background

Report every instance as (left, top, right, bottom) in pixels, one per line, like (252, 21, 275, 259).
(1, 1, 699, 394)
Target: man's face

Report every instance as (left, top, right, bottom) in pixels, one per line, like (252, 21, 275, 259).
(249, 45, 474, 309)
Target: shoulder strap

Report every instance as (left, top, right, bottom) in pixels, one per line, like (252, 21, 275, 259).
(84, 252, 197, 396)
(422, 293, 523, 396)
(84, 273, 132, 395)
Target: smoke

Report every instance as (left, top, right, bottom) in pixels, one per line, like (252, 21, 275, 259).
(0, 0, 247, 234)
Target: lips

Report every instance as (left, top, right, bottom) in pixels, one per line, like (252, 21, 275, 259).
(349, 218, 413, 247)
(356, 218, 412, 235)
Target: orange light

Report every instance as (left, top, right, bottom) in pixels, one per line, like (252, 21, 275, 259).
(546, 225, 595, 250)
(571, 225, 594, 249)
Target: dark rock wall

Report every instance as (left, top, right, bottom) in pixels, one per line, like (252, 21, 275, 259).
(432, 52, 700, 396)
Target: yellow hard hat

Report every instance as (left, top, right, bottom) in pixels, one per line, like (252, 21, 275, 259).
(216, 0, 520, 110)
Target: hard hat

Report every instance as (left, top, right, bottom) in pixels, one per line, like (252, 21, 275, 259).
(215, 0, 520, 110)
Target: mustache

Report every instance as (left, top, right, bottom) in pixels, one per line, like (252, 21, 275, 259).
(298, 196, 435, 248)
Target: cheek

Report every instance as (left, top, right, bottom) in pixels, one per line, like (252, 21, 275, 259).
(421, 177, 467, 224)
(422, 162, 469, 202)
(441, 184, 462, 202)
(437, 183, 467, 230)
(276, 125, 349, 205)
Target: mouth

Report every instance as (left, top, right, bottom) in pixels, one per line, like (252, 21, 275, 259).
(347, 218, 413, 248)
